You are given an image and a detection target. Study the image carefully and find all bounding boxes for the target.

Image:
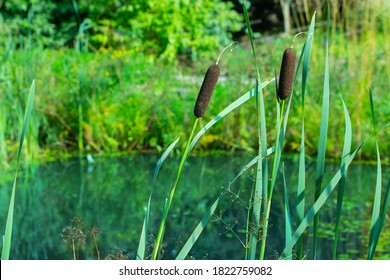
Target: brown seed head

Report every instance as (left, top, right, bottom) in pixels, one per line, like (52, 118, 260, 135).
(278, 47, 296, 100)
(194, 64, 220, 118)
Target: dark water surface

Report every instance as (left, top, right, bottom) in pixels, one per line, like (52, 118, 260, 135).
(0, 154, 389, 259)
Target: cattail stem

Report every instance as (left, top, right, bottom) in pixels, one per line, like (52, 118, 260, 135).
(152, 118, 199, 260)
(216, 41, 238, 65)
(291, 32, 308, 48)
(92, 233, 100, 260)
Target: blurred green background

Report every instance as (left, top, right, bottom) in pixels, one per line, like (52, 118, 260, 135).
(0, 0, 389, 165)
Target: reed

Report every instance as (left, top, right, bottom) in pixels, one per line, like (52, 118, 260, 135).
(149, 42, 238, 259)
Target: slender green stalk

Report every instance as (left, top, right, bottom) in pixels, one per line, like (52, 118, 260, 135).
(248, 83, 264, 260)
(152, 118, 199, 260)
(259, 100, 285, 259)
(78, 97, 83, 152)
(242, 0, 268, 260)
(137, 137, 180, 260)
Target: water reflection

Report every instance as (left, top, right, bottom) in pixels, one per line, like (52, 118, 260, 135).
(0, 154, 388, 259)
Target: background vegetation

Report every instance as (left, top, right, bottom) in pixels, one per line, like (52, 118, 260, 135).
(1, 0, 389, 261)
(0, 0, 389, 166)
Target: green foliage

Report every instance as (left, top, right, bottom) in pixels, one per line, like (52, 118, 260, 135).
(0, 0, 241, 61)
(86, 0, 241, 62)
(0, 0, 57, 47)
(0, 1, 389, 165)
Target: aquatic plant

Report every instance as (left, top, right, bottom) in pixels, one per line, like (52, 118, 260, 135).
(137, 2, 390, 261)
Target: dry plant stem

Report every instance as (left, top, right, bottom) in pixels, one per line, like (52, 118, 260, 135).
(259, 100, 286, 260)
(92, 234, 100, 260)
(152, 118, 199, 260)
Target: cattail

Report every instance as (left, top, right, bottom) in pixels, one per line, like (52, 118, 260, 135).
(194, 63, 220, 118)
(278, 47, 296, 100)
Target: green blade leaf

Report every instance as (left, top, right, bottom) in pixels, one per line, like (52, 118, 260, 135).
(333, 96, 352, 259)
(295, 12, 316, 260)
(176, 147, 275, 260)
(136, 137, 180, 260)
(367, 90, 381, 260)
(313, 6, 330, 259)
(367, 140, 382, 260)
(2, 80, 35, 260)
(280, 123, 390, 259)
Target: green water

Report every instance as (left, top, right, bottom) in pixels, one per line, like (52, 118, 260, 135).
(0, 154, 389, 259)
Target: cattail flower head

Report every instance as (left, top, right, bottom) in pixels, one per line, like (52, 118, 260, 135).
(194, 63, 220, 118)
(193, 42, 237, 118)
(277, 47, 296, 100)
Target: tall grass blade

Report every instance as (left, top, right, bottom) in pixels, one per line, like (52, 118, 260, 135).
(243, 0, 261, 83)
(176, 147, 275, 260)
(313, 6, 330, 259)
(333, 96, 352, 259)
(136, 137, 180, 260)
(296, 13, 316, 260)
(1, 80, 35, 260)
(367, 140, 382, 260)
(367, 90, 381, 260)
(279, 123, 390, 259)
(152, 119, 198, 259)
(243, 0, 268, 260)
(176, 194, 223, 260)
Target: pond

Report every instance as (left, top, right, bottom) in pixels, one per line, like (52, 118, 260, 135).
(0, 154, 389, 260)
